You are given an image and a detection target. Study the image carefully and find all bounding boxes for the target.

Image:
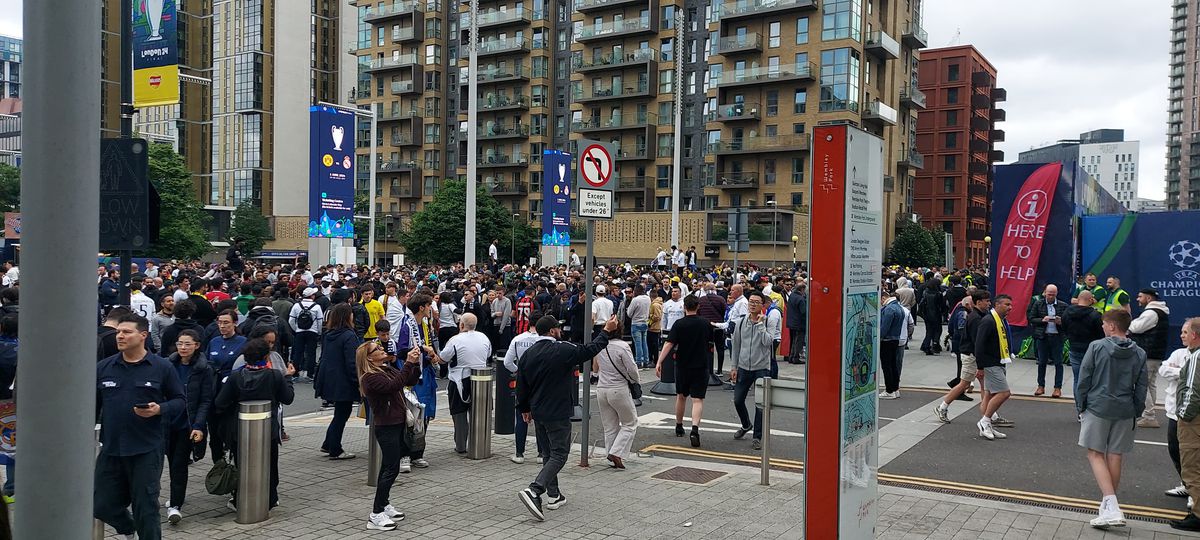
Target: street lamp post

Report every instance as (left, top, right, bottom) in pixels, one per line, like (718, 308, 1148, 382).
(766, 200, 777, 269)
(983, 235, 992, 268)
(511, 213, 519, 264)
(791, 234, 799, 269)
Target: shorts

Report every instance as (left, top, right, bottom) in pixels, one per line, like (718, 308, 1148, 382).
(674, 367, 709, 399)
(982, 366, 1009, 394)
(1078, 411, 1136, 454)
(959, 354, 978, 382)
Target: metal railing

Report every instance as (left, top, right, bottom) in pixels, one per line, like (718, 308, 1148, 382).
(368, 54, 419, 70)
(576, 48, 658, 70)
(575, 81, 650, 100)
(707, 134, 808, 153)
(478, 37, 530, 55)
(578, 18, 653, 40)
(714, 33, 763, 54)
(712, 62, 814, 85)
(571, 111, 658, 130)
(716, 0, 814, 19)
(708, 102, 760, 121)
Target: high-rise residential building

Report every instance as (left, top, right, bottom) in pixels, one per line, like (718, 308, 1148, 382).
(0, 99, 18, 166)
(212, 0, 358, 251)
(912, 45, 1004, 269)
(0, 35, 19, 99)
(1017, 129, 1139, 211)
(1168, 0, 1193, 210)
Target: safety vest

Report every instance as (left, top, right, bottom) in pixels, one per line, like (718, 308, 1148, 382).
(1087, 285, 1106, 312)
(1103, 288, 1129, 312)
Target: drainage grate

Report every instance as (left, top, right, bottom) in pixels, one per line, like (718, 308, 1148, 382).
(651, 466, 728, 486)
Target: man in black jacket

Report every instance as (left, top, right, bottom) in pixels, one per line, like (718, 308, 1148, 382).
(934, 291, 990, 423)
(975, 294, 1015, 441)
(516, 314, 618, 521)
(918, 276, 946, 355)
(1062, 291, 1105, 416)
(785, 282, 808, 364)
(1027, 284, 1069, 397)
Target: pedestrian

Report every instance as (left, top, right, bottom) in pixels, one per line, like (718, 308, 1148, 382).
(358, 342, 421, 531)
(0, 315, 16, 502)
(1169, 318, 1200, 531)
(593, 338, 639, 468)
(975, 294, 1016, 440)
(435, 313, 491, 454)
(95, 313, 185, 540)
(205, 309, 246, 462)
(647, 295, 663, 366)
(934, 291, 991, 423)
(626, 285, 651, 369)
(1076, 309, 1148, 529)
(728, 291, 775, 450)
(289, 287, 324, 382)
(315, 303, 362, 460)
(159, 299, 205, 358)
(1028, 284, 1068, 397)
(214, 338, 295, 512)
(399, 292, 440, 470)
(1103, 276, 1131, 313)
(917, 275, 945, 355)
(503, 322, 549, 464)
(878, 291, 905, 399)
(163, 329, 214, 524)
(1130, 288, 1170, 428)
(1158, 342, 1193, 504)
(361, 287, 386, 340)
(150, 294, 176, 354)
(1063, 290, 1105, 417)
(656, 294, 712, 447)
(785, 281, 807, 364)
(516, 314, 619, 521)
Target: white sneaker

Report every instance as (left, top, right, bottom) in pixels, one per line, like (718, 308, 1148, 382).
(878, 392, 897, 400)
(990, 429, 1007, 439)
(511, 453, 525, 464)
(977, 419, 995, 440)
(545, 493, 567, 510)
(167, 506, 182, 524)
(933, 404, 951, 424)
(1167, 484, 1190, 497)
(399, 456, 412, 474)
(412, 458, 429, 468)
(367, 512, 397, 531)
(383, 504, 405, 521)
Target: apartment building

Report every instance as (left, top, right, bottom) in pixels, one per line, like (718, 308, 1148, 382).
(913, 45, 1005, 269)
(0, 35, 18, 99)
(1167, 0, 1195, 210)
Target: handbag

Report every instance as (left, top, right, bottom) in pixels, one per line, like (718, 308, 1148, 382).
(205, 451, 239, 496)
(604, 350, 642, 401)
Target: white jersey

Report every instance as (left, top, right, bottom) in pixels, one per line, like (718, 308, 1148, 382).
(130, 291, 156, 319)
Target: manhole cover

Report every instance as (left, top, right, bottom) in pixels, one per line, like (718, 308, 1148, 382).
(651, 466, 727, 486)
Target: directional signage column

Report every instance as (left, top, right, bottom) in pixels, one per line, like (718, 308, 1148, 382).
(577, 139, 615, 220)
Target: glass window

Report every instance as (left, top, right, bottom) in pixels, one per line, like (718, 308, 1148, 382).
(769, 21, 781, 48)
(947, 63, 960, 81)
(660, 69, 674, 93)
(796, 17, 809, 45)
(944, 155, 958, 171)
(944, 132, 958, 149)
(945, 109, 958, 126)
(794, 89, 807, 113)
(819, 48, 860, 112)
(943, 177, 955, 193)
(766, 90, 779, 116)
(947, 87, 959, 104)
(791, 158, 805, 184)
(942, 199, 955, 215)
(821, 0, 862, 41)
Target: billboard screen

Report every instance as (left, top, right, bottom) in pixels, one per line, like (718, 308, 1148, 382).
(541, 150, 572, 246)
(308, 106, 357, 239)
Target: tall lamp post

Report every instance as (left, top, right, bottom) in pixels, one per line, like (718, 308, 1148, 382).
(384, 214, 395, 267)
(511, 213, 519, 264)
(983, 235, 992, 269)
(766, 200, 777, 269)
(791, 234, 799, 270)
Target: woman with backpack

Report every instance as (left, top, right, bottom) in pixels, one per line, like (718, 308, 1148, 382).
(357, 342, 423, 531)
(314, 304, 361, 460)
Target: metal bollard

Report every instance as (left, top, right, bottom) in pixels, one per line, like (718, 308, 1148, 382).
(237, 400, 272, 524)
(494, 362, 515, 435)
(366, 421, 381, 487)
(760, 377, 772, 486)
(92, 424, 104, 540)
(468, 367, 495, 459)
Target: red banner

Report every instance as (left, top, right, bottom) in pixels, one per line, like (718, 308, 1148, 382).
(995, 162, 1062, 326)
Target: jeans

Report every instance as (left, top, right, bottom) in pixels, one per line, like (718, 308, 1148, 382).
(291, 331, 319, 375)
(1035, 333, 1065, 389)
(322, 401, 354, 457)
(514, 401, 546, 457)
(94, 450, 164, 540)
(733, 368, 771, 440)
(373, 424, 409, 514)
(1069, 349, 1085, 412)
(165, 428, 193, 508)
(713, 328, 727, 372)
(631, 323, 649, 366)
(531, 419, 572, 498)
(880, 340, 900, 394)
(921, 318, 942, 352)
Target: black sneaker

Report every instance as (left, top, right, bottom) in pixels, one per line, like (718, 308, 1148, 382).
(519, 488, 545, 521)
(955, 394, 974, 402)
(689, 426, 700, 448)
(675, 424, 684, 437)
(1171, 514, 1200, 531)
(734, 427, 750, 440)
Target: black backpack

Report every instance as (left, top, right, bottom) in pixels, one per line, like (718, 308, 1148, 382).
(296, 302, 316, 330)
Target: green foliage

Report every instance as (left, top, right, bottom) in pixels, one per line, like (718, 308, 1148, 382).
(0, 163, 18, 213)
(230, 199, 271, 256)
(398, 179, 538, 264)
(888, 223, 941, 268)
(145, 143, 211, 260)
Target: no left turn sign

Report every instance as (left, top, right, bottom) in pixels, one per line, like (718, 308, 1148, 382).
(579, 144, 612, 188)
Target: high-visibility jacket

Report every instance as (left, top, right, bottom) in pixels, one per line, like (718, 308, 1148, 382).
(1103, 288, 1129, 312)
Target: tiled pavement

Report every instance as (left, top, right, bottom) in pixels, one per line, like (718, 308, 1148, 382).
(93, 415, 1200, 539)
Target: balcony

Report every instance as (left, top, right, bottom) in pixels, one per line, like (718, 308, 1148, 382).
(379, 160, 420, 173)
(481, 122, 531, 139)
(864, 31, 900, 60)
(971, 70, 994, 87)
(1170, 99, 1184, 114)
(714, 33, 763, 55)
(577, 18, 655, 43)
(706, 171, 760, 189)
(992, 129, 1005, 142)
(970, 116, 991, 131)
(617, 176, 650, 191)
(1170, 76, 1185, 90)
(899, 147, 925, 169)
(390, 134, 420, 147)
(970, 138, 990, 153)
(971, 93, 991, 109)
(478, 37, 530, 57)
(365, 54, 420, 73)
(364, 0, 421, 23)
(902, 22, 928, 49)
(968, 183, 988, 198)
(1174, 18, 1188, 32)
(478, 94, 530, 111)
(575, 81, 652, 103)
(991, 108, 1006, 122)
(572, 111, 658, 133)
(967, 206, 988, 220)
(968, 161, 989, 176)
(478, 151, 529, 168)
(715, 0, 816, 22)
(712, 62, 815, 88)
(577, 49, 658, 75)
(862, 100, 898, 126)
(473, 65, 531, 84)
(992, 87, 1007, 102)
(391, 80, 419, 95)
(708, 102, 761, 122)
(485, 181, 528, 195)
(900, 84, 926, 109)
(391, 27, 421, 44)
(474, 8, 531, 29)
(575, 0, 647, 12)
(708, 134, 809, 155)
(990, 150, 1005, 162)
(391, 181, 421, 199)
(379, 108, 421, 122)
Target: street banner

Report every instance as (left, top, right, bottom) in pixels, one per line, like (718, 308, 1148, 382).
(541, 150, 572, 246)
(3, 213, 19, 240)
(807, 125, 883, 539)
(1082, 210, 1200, 349)
(132, 0, 180, 108)
(308, 106, 356, 239)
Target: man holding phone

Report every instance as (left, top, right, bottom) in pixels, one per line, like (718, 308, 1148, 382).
(95, 313, 186, 540)
(1027, 285, 1068, 398)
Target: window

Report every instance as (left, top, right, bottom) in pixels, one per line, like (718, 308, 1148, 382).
(663, 5, 675, 29)
(791, 158, 805, 183)
(819, 48, 860, 112)
(947, 63, 960, 81)
(943, 177, 956, 194)
(821, 0, 861, 41)
(794, 89, 807, 113)
(791, 192, 804, 206)
(947, 87, 959, 104)
(942, 199, 955, 215)
(769, 21, 781, 47)
(944, 132, 958, 149)
(660, 69, 674, 93)
(796, 17, 809, 44)
(766, 90, 779, 116)
(792, 123, 806, 134)
(944, 155, 958, 171)
(945, 109, 958, 126)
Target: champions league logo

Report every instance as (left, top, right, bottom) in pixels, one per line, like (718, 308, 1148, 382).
(1170, 240, 1200, 280)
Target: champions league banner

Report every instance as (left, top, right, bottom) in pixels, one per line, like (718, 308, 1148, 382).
(541, 150, 572, 246)
(308, 106, 357, 239)
(132, 0, 180, 107)
(1082, 211, 1200, 350)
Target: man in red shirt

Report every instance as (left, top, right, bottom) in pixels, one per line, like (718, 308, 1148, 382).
(205, 278, 232, 305)
(514, 286, 537, 335)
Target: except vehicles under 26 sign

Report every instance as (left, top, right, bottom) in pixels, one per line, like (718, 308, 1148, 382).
(576, 140, 616, 220)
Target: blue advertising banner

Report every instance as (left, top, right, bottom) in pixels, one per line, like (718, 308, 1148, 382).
(308, 106, 356, 239)
(1082, 211, 1200, 349)
(132, 0, 179, 107)
(541, 150, 572, 246)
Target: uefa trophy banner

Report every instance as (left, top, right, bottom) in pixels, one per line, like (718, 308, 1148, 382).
(541, 150, 572, 246)
(308, 106, 357, 239)
(132, 0, 180, 108)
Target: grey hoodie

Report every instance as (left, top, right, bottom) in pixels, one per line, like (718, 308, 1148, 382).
(1076, 336, 1148, 420)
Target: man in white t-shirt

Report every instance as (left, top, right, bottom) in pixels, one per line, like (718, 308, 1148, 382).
(662, 287, 685, 332)
(592, 284, 614, 337)
(289, 288, 325, 381)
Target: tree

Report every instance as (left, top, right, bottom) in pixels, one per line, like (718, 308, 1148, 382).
(145, 143, 211, 260)
(398, 179, 538, 264)
(230, 199, 271, 256)
(0, 164, 18, 212)
(888, 222, 941, 268)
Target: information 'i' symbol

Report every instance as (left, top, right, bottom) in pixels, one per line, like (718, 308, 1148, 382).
(1023, 193, 1040, 219)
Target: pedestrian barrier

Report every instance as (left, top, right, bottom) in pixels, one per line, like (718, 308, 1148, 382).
(754, 377, 806, 486)
(494, 356, 515, 435)
(236, 400, 272, 524)
(366, 420, 381, 487)
(468, 368, 495, 459)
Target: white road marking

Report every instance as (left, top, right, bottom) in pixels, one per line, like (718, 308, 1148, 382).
(636, 411, 805, 438)
(1136, 440, 1168, 447)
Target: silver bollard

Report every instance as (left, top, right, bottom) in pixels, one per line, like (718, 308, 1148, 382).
(237, 400, 272, 524)
(367, 421, 381, 487)
(93, 424, 104, 540)
(468, 367, 495, 459)
(760, 377, 772, 486)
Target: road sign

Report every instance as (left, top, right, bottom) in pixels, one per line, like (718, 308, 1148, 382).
(576, 139, 616, 220)
(579, 143, 613, 189)
(99, 138, 150, 250)
(578, 188, 613, 220)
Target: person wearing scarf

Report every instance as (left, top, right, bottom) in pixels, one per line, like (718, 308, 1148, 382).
(973, 294, 1015, 441)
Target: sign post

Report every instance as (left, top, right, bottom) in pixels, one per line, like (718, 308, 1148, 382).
(576, 139, 616, 468)
(807, 125, 883, 538)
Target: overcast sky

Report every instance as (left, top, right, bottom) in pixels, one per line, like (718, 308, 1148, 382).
(0, 0, 1172, 199)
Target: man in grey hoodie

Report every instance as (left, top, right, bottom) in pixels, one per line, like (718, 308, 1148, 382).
(1076, 309, 1148, 530)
